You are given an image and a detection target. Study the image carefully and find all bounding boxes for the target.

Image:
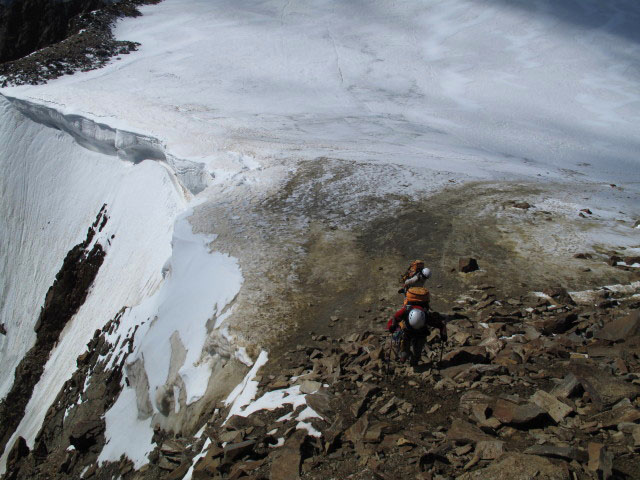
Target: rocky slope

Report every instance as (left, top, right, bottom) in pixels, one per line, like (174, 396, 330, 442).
(4, 268, 639, 479)
(0, 0, 158, 87)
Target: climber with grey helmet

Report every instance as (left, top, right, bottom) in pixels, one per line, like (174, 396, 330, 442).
(387, 274, 446, 366)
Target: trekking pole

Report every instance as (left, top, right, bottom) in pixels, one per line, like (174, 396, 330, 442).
(438, 335, 444, 365)
(384, 334, 392, 375)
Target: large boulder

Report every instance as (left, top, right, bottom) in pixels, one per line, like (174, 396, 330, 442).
(571, 364, 640, 407)
(441, 347, 489, 367)
(542, 287, 575, 306)
(493, 398, 548, 426)
(458, 258, 479, 273)
(68, 418, 104, 452)
(269, 430, 307, 480)
(456, 453, 570, 480)
(446, 419, 495, 445)
(531, 390, 573, 423)
(595, 311, 640, 342)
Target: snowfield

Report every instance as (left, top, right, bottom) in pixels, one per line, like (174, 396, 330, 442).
(3, 0, 640, 185)
(1, 0, 639, 472)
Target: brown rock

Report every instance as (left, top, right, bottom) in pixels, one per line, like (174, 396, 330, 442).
(458, 258, 479, 273)
(542, 286, 575, 305)
(589, 406, 640, 428)
(223, 440, 255, 462)
(531, 390, 573, 423)
(524, 445, 583, 462)
(363, 421, 389, 443)
(514, 201, 532, 209)
(587, 443, 612, 480)
(165, 462, 191, 480)
(608, 255, 622, 266)
(298, 380, 322, 394)
(158, 456, 178, 471)
(192, 445, 223, 477)
(441, 363, 472, 380)
(378, 398, 396, 415)
(533, 312, 577, 335)
(345, 414, 370, 444)
(493, 398, 547, 426)
(571, 364, 640, 407)
(624, 255, 640, 265)
(305, 392, 332, 421)
(323, 415, 346, 453)
(478, 336, 503, 357)
(456, 453, 570, 480)
(550, 373, 582, 399)
(459, 391, 493, 416)
(68, 418, 104, 452)
(350, 383, 379, 418)
(474, 440, 504, 460)
(270, 430, 307, 480)
(442, 347, 489, 367)
(446, 419, 495, 445)
(595, 311, 640, 342)
(633, 425, 640, 447)
(6, 436, 29, 472)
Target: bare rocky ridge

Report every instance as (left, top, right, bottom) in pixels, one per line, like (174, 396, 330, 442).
(0, 0, 160, 87)
(0, 0, 104, 64)
(0, 205, 109, 460)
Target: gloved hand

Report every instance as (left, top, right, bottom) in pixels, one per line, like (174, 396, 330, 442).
(397, 288, 405, 294)
(389, 324, 397, 333)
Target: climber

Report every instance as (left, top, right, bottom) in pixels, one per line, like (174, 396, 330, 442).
(387, 285, 446, 366)
(398, 259, 432, 294)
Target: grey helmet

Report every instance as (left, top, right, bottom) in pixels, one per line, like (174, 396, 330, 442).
(422, 268, 432, 279)
(408, 308, 426, 330)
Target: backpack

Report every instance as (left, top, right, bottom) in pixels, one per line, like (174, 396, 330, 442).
(401, 260, 425, 284)
(403, 286, 430, 307)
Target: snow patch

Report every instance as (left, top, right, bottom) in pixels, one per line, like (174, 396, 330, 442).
(98, 387, 154, 469)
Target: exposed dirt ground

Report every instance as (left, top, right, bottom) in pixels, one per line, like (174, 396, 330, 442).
(192, 157, 638, 361)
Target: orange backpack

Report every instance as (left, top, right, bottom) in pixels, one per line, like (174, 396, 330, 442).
(401, 260, 425, 284)
(403, 286, 430, 307)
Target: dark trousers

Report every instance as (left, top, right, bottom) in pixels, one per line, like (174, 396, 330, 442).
(400, 331, 426, 365)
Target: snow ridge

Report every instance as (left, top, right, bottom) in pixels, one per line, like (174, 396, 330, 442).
(4, 94, 212, 194)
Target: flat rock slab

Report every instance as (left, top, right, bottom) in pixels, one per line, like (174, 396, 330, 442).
(524, 444, 584, 462)
(456, 453, 570, 480)
(587, 443, 613, 480)
(493, 398, 547, 426)
(531, 390, 573, 423)
(459, 391, 494, 415)
(269, 430, 307, 480)
(299, 380, 322, 394)
(595, 311, 640, 342)
(550, 373, 582, 399)
(474, 440, 504, 460)
(446, 419, 495, 445)
(589, 406, 640, 428)
(571, 364, 640, 407)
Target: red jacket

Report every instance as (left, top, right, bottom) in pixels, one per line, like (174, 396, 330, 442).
(386, 306, 445, 335)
